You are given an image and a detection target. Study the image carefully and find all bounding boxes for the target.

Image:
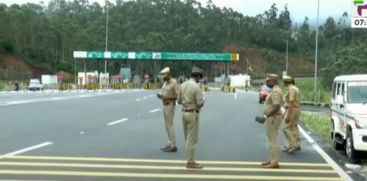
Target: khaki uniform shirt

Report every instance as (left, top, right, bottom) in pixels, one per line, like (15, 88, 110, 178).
(161, 78, 179, 104)
(285, 84, 300, 108)
(178, 78, 204, 111)
(263, 85, 283, 115)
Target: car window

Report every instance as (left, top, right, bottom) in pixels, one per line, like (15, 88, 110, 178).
(347, 82, 367, 103)
(332, 82, 337, 99)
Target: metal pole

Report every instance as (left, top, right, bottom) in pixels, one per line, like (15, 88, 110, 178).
(244, 57, 249, 74)
(314, 0, 320, 96)
(246, 59, 249, 74)
(225, 62, 228, 77)
(104, 0, 109, 74)
(286, 40, 289, 75)
(74, 58, 76, 88)
(84, 60, 87, 87)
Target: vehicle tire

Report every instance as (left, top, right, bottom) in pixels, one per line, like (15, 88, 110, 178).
(331, 120, 344, 150)
(346, 129, 361, 164)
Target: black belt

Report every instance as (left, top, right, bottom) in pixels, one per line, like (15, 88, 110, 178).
(183, 109, 199, 113)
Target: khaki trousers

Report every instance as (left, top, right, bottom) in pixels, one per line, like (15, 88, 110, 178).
(163, 104, 176, 147)
(284, 108, 301, 149)
(183, 112, 199, 161)
(266, 115, 282, 162)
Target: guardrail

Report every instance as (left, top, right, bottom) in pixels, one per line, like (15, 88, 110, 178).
(301, 101, 330, 108)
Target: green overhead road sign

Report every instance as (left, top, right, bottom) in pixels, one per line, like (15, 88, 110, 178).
(161, 52, 235, 61)
(111, 52, 129, 59)
(136, 52, 153, 59)
(87, 51, 104, 58)
(74, 51, 239, 61)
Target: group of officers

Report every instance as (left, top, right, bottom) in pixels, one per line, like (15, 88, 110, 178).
(258, 73, 301, 169)
(156, 67, 300, 169)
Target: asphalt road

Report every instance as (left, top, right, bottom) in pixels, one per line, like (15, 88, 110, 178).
(0, 90, 349, 180)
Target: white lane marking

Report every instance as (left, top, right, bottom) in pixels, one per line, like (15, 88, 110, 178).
(149, 95, 154, 98)
(2, 142, 53, 157)
(299, 126, 353, 181)
(149, 108, 161, 113)
(6, 101, 29, 105)
(6, 100, 39, 105)
(79, 94, 93, 98)
(143, 96, 148, 99)
(50, 97, 66, 100)
(136, 98, 142, 102)
(107, 118, 129, 126)
(0, 90, 142, 107)
(234, 93, 238, 99)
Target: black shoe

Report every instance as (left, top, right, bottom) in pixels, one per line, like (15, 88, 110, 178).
(287, 146, 301, 154)
(163, 146, 177, 152)
(160, 145, 170, 151)
(282, 146, 290, 152)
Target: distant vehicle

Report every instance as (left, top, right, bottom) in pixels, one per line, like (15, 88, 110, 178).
(259, 84, 271, 104)
(28, 79, 43, 91)
(330, 74, 367, 163)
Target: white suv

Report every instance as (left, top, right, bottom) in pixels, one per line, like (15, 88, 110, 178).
(28, 78, 43, 91)
(330, 74, 367, 163)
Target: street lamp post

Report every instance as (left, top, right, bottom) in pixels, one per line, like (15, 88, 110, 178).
(286, 40, 289, 75)
(314, 0, 320, 100)
(244, 57, 250, 74)
(104, 0, 109, 74)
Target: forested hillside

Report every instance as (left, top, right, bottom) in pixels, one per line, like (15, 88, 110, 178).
(0, 0, 366, 84)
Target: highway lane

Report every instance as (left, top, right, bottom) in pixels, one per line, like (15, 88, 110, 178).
(0, 90, 350, 180)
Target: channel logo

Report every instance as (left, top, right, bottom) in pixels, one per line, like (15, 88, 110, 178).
(354, 0, 367, 16)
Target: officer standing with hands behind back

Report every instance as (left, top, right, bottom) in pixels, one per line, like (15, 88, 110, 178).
(283, 75, 301, 154)
(178, 67, 205, 169)
(258, 74, 283, 169)
(157, 67, 180, 152)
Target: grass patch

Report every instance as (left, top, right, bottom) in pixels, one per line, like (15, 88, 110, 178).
(295, 78, 331, 103)
(0, 83, 5, 90)
(253, 78, 331, 103)
(301, 111, 332, 145)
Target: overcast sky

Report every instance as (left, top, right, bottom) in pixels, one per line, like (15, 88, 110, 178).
(2, 0, 350, 25)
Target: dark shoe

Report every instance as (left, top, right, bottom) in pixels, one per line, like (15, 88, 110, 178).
(160, 145, 170, 151)
(282, 146, 290, 152)
(261, 160, 270, 166)
(287, 146, 301, 154)
(263, 162, 280, 169)
(186, 161, 204, 169)
(163, 146, 177, 152)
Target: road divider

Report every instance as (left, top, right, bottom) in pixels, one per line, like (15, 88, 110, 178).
(0, 161, 337, 173)
(0, 155, 332, 167)
(0, 155, 342, 180)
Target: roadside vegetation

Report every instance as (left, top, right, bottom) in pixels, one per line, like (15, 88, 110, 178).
(301, 111, 331, 145)
(1, 0, 366, 84)
(296, 78, 331, 103)
(0, 82, 5, 90)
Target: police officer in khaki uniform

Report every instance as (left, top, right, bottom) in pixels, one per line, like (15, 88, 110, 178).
(157, 67, 180, 152)
(259, 74, 283, 169)
(177, 67, 205, 169)
(283, 75, 301, 154)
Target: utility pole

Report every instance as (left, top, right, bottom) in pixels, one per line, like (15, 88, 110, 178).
(104, 0, 109, 74)
(314, 0, 320, 98)
(286, 40, 289, 75)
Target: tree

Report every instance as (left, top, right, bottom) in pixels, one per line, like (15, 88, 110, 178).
(323, 17, 337, 38)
